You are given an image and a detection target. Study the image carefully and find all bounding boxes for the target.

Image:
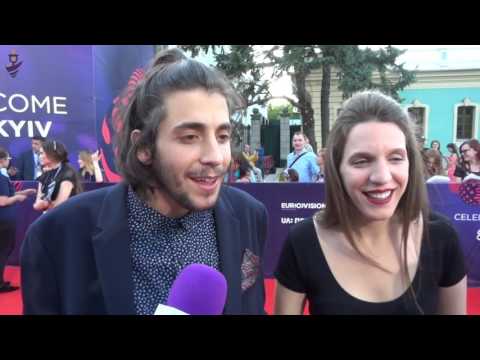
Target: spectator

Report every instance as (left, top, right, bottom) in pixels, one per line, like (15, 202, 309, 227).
(242, 144, 263, 182)
(316, 147, 326, 182)
(16, 136, 45, 180)
(236, 163, 252, 183)
(33, 140, 83, 212)
(446, 143, 460, 180)
(454, 139, 480, 182)
(286, 168, 299, 182)
(0, 147, 36, 292)
(424, 149, 449, 183)
(78, 150, 104, 182)
(286, 132, 319, 182)
(430, 139, 448, 170)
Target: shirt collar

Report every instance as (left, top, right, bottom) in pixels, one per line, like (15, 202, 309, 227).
(127, 186, 212, 231)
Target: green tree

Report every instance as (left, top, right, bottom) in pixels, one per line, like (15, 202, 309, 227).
(334, 45, 415, 100)
(265, 45, 415, 150)
(179, 45, 415, 151)
(264, 45, 322, 151)
(180, 45, 270, 145)
(267, 103, 295, 122)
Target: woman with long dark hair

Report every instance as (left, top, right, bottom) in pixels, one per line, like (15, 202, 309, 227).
(274, 91, 466, 315)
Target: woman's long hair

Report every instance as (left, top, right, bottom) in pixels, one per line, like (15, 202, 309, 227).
(79, 150, 95, 177)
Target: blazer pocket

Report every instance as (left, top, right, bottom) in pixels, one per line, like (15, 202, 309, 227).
(241, 248, 260, 292)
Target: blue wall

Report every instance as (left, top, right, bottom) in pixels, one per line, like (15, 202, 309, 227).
(400, 87, 480, 153)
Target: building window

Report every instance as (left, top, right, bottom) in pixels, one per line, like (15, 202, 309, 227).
(406, 99, 429, 138)
(454, 98, 478, 144)
(408, 107, 426, 135)
(456, 106, 475, 140)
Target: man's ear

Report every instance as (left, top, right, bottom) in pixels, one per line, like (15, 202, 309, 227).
(131, 130, 152, 165)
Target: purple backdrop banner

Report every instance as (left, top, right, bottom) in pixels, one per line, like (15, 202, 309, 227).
(0, 45, 95, 164)
(0, 45, 155, 172)
(93, 45, 154, 182)
(7, 182, 480, 287)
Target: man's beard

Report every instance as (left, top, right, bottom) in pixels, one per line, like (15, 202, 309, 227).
(149, 153, 227, 213)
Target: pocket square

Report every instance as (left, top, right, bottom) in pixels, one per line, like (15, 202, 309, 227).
(241, 248, 260, 291)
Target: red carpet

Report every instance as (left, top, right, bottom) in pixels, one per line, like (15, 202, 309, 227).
(1, 267, 479, 315)
(0, 266, 22, 315)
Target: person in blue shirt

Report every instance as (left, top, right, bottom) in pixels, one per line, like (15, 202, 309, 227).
(0, 147, 36, 292)
(286, 132, 320, 183)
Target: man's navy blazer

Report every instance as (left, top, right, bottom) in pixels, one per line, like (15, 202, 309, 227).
(16, 150, 35, 180)
(21, 182, 268, 314)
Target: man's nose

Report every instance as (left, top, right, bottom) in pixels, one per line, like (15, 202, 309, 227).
(200, 136, 224, 166)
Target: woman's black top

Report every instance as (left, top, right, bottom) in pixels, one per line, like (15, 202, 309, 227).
(37, 164, 79, 202)
(454, 165, 480, 179)
(275, 212, 466, 315)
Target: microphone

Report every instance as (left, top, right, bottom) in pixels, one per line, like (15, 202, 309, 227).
(154, 263, 228, 315)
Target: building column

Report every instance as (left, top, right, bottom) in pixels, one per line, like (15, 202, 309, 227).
(250, 118, 261, 151)
(280, 116, 290, 168)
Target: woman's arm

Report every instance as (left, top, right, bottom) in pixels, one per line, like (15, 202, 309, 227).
(33, 182, 49, 211)
(274, 281, 306, 315)
(93, 161, 103, 183)
(49, 180, 74, 208)
(91, 150, 104, 183)
(437, 276, 467, 315)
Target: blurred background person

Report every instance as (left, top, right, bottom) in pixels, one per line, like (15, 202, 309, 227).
(0, 149, 18, 179)
(78, 150, 104, 182)
(446, 143, 460, 181)
(16, 136, 45, 180)
(224, 153, 241, 183)
(430, 139, 441, 152)
(315, 147, 326, 182)
(424, 149, 449, 183)
(0, 147, 36, 292)
(304, 136, 314, 152)
(430, 139, 448, 170)
(242, 144, 263, 182)
(33, 140, 83, 212)
(286, 168, 299, 182)
(236, 162, 253, 183)
(455, 139, 480, 182)
(286, 132, 320, 183)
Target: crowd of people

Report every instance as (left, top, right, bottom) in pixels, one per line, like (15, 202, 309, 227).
(0, 138, 105, 292)
(226, 133, 479, 186)
(420, 138, 480, 184)
(225, 135, 327, 184)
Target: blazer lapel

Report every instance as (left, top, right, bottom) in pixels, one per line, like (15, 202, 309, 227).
(92, 183, 136, 314)
(215, 187, 242, 314)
